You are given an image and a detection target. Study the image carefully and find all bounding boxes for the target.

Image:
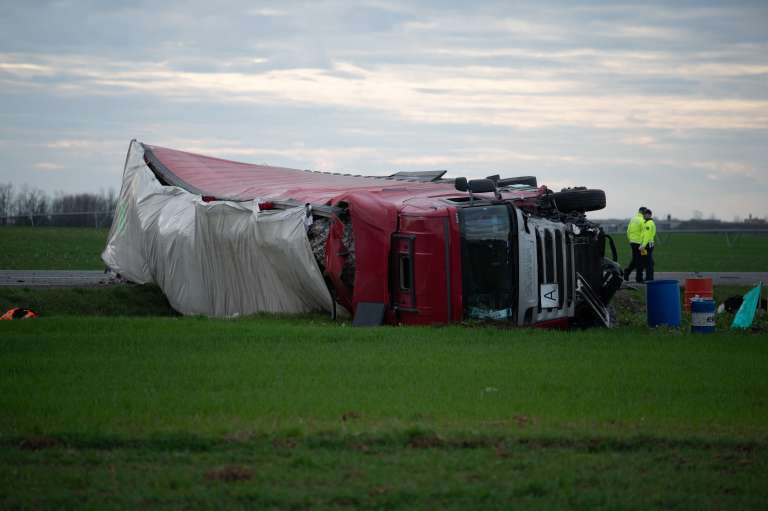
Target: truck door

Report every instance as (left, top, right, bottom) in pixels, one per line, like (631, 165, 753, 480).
(390, 234, 416, 312)
(390, 214, 452, 324)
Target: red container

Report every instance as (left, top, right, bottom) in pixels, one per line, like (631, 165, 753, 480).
(684, 277, 713, 311)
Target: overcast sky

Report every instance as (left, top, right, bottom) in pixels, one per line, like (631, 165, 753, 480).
(1, 0, 766, 219)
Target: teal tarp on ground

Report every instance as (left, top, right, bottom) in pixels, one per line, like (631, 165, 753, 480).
(731, 283, 762, 329)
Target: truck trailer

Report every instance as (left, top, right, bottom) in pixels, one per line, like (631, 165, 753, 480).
(103, 140, 622, 327)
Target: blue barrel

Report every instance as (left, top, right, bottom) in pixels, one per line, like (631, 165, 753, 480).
(691, 298, 716, 333)
(646, 280, 681, 327)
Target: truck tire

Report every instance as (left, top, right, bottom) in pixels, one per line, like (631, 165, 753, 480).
(552, 188, 606, 212)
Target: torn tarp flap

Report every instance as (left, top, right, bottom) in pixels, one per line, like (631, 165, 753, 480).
(102, 141, 333, 317)
(731, 283, 763, 329)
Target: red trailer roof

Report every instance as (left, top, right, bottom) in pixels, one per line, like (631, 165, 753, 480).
(144, 143, 456, 205)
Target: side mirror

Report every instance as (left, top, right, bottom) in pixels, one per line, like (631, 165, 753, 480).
(454, 177, 468, 192)
(468, 178, 497, 194)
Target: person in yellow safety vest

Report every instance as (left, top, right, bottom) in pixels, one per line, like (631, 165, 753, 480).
(638, 209, 656, 282)
(623, 206, 647, 282)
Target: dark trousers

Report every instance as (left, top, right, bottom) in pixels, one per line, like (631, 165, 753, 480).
(624, 243, 642, 281)
(639, 246, 654, 282)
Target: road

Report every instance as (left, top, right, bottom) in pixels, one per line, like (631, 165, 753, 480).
(1, 270, 765, 288)
(0, 270, 124, 287)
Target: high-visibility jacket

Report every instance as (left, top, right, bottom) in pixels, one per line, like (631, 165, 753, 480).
(626, 213, 645, 244)
(641, 219, 656, 249)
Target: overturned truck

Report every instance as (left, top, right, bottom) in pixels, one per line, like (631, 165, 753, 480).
(103, 140, 622, 327)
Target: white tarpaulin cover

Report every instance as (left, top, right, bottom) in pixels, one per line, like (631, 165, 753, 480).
(101, 140, 333, 317)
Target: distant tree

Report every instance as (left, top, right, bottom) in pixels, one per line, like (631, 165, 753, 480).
(744, 214, 767, 226)
(12, 186, 48, 226)
(0, 183, 12, 225)
(49, 189, 117, 226)
(0, 185, 117, 227)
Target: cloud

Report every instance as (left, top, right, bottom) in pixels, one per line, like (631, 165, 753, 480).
(46, 140, 100, 149)
(245, 8, 288, 17)
(3, 53, 767, 131)
(44, 139, 123, 151)
(603, 24, 685, 41)
(0, 60, 54, 76)
(389, 148, 580, 167)
(400, 13, 568, 42)
(621, 136, 656, 146)
(33, 162, 64, 171)
(691, 160, 764, 181)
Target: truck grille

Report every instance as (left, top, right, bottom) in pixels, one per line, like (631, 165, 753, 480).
(533, 223, 573, 316)
(515, 210, 576, 325)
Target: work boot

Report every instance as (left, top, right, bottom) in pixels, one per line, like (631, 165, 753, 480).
(623, 269, 630, 281)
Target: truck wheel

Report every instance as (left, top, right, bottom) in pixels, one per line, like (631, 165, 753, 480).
(552, 188, 606, 212)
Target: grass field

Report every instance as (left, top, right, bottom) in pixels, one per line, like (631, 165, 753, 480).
(6, 436, 765, 510)
(4, 317, 767, 436)
(611, 232, 768, 272)
(0, 284, 176, 317)
(2, 316, 768, 509)
(1, 226, 768, 508)
(0, 227, 109, 270)
(1, 226, 767, 271)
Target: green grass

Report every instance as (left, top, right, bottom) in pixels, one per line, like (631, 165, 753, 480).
(612, 233, 768, 272)
(2, 435, 766, 510)
(1, 286, 766, 437)
(1, 227, 767, 272)
(0, 226, 109, 269)
(2, 317, 767, 436)
(2, 316, 768, 509)
(0, 284, 176, 316)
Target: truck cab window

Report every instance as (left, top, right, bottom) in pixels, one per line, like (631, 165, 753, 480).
(459, 205, 517, 321)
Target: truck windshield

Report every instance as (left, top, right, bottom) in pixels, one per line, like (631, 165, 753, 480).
(459, 205, 516, 321)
